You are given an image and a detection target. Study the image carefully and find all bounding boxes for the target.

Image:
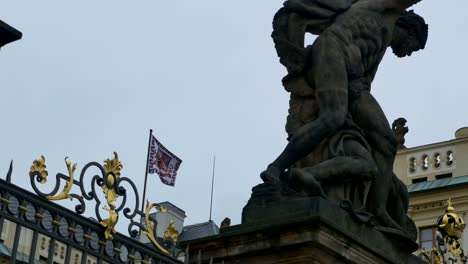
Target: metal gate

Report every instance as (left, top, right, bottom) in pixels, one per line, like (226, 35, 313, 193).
(0, 153, 182, 264)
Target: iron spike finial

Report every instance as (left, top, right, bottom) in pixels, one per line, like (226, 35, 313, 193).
(6, 160, 12, 183)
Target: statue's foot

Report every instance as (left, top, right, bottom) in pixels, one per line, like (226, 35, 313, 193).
(260, 166, 281, 183)
(290, 168, 326, 198)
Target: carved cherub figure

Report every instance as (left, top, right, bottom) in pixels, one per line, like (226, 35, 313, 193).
(262, 0, 428, 233)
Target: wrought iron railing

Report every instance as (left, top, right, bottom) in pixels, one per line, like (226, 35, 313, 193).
(0, 152, 182, 264)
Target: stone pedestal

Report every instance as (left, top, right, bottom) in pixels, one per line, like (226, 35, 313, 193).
(183, 198, 424, 264)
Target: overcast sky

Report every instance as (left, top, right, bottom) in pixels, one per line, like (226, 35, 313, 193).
(1, 1, 467, 234)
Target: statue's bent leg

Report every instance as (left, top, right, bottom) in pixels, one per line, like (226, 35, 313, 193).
(350, 90, 403, 229)
(290, 156, 375, 197)
(290, 138, 378, 200)
(350, 90, 397, 164)
(292, 156, 376, 184)
(261, 38, 349, 182)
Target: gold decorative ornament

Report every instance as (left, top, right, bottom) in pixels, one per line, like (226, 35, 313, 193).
(48, 158, 77, 201)
(163, 220, 179, 244)
(446, 238, 463, 259)
(143, 200, 169, 254)
(419, 199, 468, 263)
(102, 152, 122, 206)
(100, 205, 118, 240)
(29, 155, 48, 183)
(418, 248, 442, 264)
(430, 249, 443, 264)
(100, 152, 122, 240)
(0, 198, 10, 204)
(438, 199, 466, 238)
(439, 199, 467, 263)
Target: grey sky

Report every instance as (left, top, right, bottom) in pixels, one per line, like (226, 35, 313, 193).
(0, 1, 467, 233)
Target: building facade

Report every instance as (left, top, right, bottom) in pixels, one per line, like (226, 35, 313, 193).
(394, 127, 468, 251)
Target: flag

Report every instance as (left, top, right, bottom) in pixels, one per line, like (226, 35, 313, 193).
(147, 135, 182, 186)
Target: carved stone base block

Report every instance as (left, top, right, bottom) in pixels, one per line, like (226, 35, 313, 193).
(184, 196, 424, 264)
(185, 217, 423, 264)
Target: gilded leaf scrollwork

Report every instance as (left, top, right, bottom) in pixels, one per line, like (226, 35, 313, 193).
(47, 158, 76, 201)
(100, 151, 123, 240)
(144, 200, 169, 254)
(102, 151, 122, 206)
(101, 205, 118, 240)
(29, 155, 48, 183)
(164, 221, 179, 244)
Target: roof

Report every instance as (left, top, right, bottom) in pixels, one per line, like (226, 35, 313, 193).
(178, 220, 219, 242)
(407, 175, 468, 194)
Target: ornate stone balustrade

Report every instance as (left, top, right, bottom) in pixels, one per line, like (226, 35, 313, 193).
(406, 146, 455, 177)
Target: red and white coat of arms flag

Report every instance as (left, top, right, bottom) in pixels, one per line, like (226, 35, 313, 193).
(147, 135, 182, 187)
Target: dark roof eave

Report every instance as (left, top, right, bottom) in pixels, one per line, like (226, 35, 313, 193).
(408, 175, 468, 194)
(409, 181, 468, 194)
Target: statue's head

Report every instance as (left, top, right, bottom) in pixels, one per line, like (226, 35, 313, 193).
(391, 10, 428, 58)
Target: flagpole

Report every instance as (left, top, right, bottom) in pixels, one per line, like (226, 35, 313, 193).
(141, 129, 153, 214)
(209, 155, 216, 221)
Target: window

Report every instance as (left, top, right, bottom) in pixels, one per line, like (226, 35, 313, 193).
(435, 173, 452, 180)
(419, 226, 437, 250)
(412, 177, 427, 184)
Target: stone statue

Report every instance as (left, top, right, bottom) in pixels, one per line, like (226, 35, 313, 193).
(220, 217, 231, 229)
(244, 0, 428, 242)
(392, 117, 409, 149)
